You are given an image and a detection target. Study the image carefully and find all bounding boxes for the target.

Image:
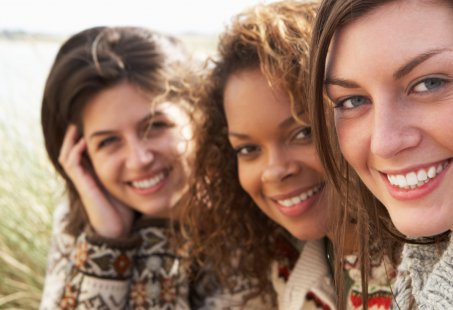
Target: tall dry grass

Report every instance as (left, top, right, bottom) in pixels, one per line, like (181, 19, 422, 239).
(0, 33, 216, 309)
(0, 102, 63, 309)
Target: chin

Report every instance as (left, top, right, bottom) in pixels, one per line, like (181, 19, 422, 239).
(289, 226, 327, 241)
(393, 219, 451, 238)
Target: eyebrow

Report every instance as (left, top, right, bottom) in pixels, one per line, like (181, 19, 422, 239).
(88, 112, 157, 140)
(324, 78, 359, 88)
(228, 114, 302, 140)
(393, 48, 449, 80)
(326, 48, 451, 88)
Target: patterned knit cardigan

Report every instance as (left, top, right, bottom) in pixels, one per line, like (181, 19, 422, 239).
(39, 203, 268, 309)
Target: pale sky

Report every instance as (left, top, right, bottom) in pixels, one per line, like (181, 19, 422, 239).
(1, 0, 272, 36)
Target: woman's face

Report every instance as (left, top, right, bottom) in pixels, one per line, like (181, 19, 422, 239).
(224, 69, 328, 240)
(82, 82, 193, 218)
(326, 1, 453, 237)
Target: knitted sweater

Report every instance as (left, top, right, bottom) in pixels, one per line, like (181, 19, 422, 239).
(271, 238, 336, 309)
(343, 253, 395, 309)
(40, 203, 267, 309)
(40, 203, 395, 309)
(392, 237, 453, 309)
(273, 236, 395, 310)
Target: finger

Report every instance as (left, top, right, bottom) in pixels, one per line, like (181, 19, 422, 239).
(66, 138, 87, 168)
(58, 124, 79, 165)
(65, 138, 89, 180)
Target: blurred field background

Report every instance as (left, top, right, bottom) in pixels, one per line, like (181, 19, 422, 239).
(0, 32, 216, 309)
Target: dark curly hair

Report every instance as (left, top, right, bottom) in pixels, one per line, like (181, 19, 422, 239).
(180, 1, 318, 303)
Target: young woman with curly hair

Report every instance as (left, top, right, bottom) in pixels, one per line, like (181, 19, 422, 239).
(309, 0, 453, 308)
(182, 1, 397, 309)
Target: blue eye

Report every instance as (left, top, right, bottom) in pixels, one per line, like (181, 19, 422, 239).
(335, 96, 369, 109)
(412, 77, 446, 93)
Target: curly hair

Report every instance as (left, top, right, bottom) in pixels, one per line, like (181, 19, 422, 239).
(180, 0, 318, 302)
(42, 26, 197, 237)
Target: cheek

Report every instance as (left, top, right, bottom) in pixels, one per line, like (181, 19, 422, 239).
(335, 118, 367, 169)
(237, 162, 258, 197)
(163, 130, 191, 157)
(90, 155, 118, 184)
(301, 145, 325, 175)
(433, 110, 453, 152)
(161, 136, 194, 178)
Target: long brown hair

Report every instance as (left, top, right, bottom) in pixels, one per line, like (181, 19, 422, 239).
(180, 0, 318, 302)
(42, 26, 192, 236)
(307, 0, 453, 307)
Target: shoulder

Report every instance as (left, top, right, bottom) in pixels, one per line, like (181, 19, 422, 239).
(272, 239, 336, 310)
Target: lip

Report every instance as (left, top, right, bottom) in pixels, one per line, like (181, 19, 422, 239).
(127, 167, 170, 195)
(379, 159, 449, 175)
(380, 159, 451, 201)
(269, 183, 325, 218)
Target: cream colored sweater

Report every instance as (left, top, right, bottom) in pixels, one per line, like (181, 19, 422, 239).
(392, 237, 453, 309)
(271, 239, 336, 310)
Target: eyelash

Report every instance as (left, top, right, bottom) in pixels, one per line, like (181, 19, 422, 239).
(234, 145, 260, 157)
(233, 127, 312, 157)
(333, 76, 449, 110)
(143, 120, 171, 138)
(334, 96, 370, 110)
(149, 120, 170, 129)
(98, 136, 119, 149)
(293, 127, 312, 141)
(409, 76, 447, 94)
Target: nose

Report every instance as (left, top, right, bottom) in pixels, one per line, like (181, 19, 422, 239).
(370, 98, 422, 158)
(261, 147, 300, 183)
(126, 139, 154, 170)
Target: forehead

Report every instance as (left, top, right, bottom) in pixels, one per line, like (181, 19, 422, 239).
(82, 82, 190, 130)
(327, 1, 453, 77)
(224, 69, 291, 116)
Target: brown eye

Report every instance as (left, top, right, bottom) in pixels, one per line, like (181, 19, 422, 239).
(149, 120, 169, 129)
(98, 136, 119, 149)
(234, 145, 260, 156)
(294, 127, 312, 140)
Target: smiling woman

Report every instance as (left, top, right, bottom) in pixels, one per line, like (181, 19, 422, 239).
(38, 26, 256, 309)
(181, 1, 397, 309)
(80, 82, 192, 222)
(310, 0, 453, 307)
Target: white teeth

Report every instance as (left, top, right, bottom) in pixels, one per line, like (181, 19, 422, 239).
(386, 161, 449, 190)
(436, 164, 443, 173)
(417, 169, 427, 181)
(406, 172, 418, 186)
(396, 175, 407, 187)
(276, 184, 323, 208)
(300, 192, 308, 200)
(131, 173, 165, 189)
(427, 166, 436, 178)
